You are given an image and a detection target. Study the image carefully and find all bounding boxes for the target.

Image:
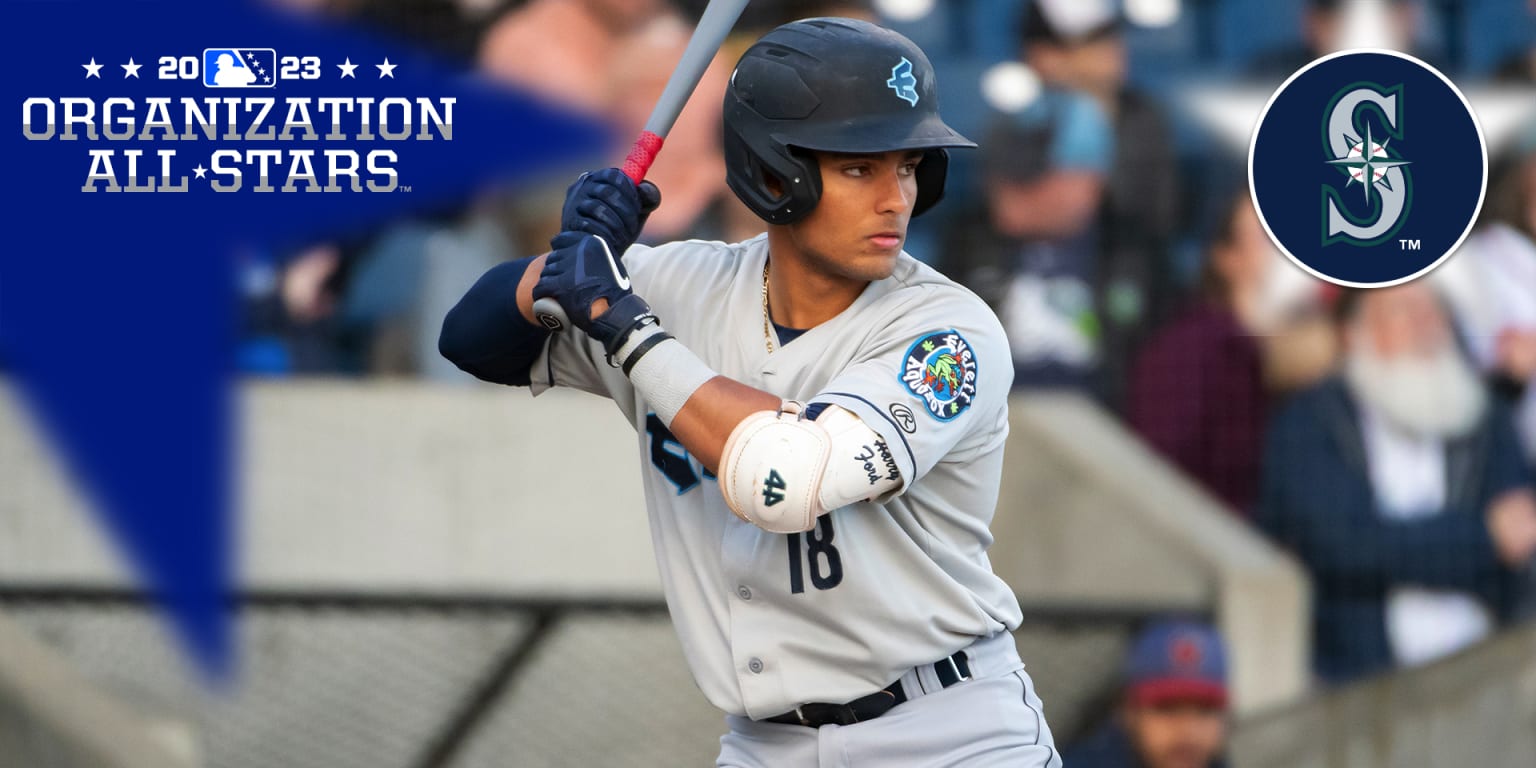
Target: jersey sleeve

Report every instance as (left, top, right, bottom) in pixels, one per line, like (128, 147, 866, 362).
(528, 243, 667, 407)
(811, 285, 1013, 499)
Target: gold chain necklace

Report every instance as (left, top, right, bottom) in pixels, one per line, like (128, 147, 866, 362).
(760, 260, 774, 353)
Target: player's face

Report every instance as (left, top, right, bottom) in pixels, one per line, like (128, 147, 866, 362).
(780, 150, 923, 281)
(1123, 702, 1227, 768)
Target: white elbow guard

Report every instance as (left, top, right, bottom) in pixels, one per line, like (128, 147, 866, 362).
(720, 402, 904, 533)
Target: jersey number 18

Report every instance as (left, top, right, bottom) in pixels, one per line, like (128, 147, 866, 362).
(787, 517, 843, 593)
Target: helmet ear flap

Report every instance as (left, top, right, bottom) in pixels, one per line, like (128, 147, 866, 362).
(911, 149, 949, 218)
(723, 123, 822, 225)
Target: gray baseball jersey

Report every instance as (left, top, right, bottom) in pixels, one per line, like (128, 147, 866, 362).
(530, 233, 1024, 719)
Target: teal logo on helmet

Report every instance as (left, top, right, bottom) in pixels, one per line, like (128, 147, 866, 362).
(887, 57, 918, 107)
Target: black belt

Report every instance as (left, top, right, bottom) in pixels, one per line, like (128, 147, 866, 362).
(762, 650, 972, 728)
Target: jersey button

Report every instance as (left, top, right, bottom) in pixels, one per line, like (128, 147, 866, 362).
(748, 658, 764, 674)
(737, 586, 752, 601)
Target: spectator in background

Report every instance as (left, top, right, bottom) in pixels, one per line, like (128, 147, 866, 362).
(1126, 196, 1274, 517)
(941, 86, 1113, 392)
(1067, 620, 1230, 768)
(1022, 0, 1184, 408)
(1259, 283, 1536, 684)
(671, 0, 875, 30)
(239, 240, 371, 375)
(777, 0, 875, 24)
(479, 1, 745, 253)
(479, 0, 666, 113)
(476, 0, 667, 257)
(1248, 0, 1424, 81)
(1435, 133, 1536, 466)
(607, 16, 733, 243)
(1492, 45, 1535, 83)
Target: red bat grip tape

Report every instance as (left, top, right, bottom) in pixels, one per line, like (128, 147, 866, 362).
(621, 131, 665, 185)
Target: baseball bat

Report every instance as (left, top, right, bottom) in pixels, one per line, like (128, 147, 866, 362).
(534, 0, 752, 332)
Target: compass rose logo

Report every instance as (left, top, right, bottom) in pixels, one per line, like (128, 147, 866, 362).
(1328, 120, 1410, 206)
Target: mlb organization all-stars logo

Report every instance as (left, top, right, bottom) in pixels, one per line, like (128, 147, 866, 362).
(1249, 50, 1486, 287)
(22, 47, 448, 193)
(901, 330, 977, 422)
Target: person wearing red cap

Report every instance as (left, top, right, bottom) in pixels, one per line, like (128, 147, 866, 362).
(1066, 620, 1229, 768)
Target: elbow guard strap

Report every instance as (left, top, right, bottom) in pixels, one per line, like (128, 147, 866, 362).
(720, 402, 903, 533)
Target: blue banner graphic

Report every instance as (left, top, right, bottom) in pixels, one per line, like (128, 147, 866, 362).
(0, 0, 607, 677)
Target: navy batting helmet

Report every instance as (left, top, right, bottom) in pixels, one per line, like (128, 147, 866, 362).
(722, 18, 975, 225)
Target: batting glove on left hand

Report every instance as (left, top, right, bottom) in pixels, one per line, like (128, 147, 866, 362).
(549, 168, 662, 254)
(533, 235, 657, 357)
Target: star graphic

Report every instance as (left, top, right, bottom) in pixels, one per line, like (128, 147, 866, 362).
(121, 58, 142, 78)
(376, 57, 397, 78)
(1326, 121, 1412, 205)
(337, 58, 358, 78)
(82, 58, 103, 78)
(262, 75, 270, 83)
(192, 164, 208, 179)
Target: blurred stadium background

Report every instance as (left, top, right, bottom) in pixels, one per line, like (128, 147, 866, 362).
(3, 0, 1536, 766)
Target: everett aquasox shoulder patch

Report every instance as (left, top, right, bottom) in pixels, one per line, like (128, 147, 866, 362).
(900, 330, 978, 421)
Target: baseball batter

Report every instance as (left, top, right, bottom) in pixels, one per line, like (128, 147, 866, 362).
(441, 18, 1059, 767)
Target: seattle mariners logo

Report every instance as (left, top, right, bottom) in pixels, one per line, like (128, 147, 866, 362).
(1323, 83, 1412, 247)
(1250, 51, 1485, 287)
(887, 57, 919, 107)
(901, 330, 977, 422)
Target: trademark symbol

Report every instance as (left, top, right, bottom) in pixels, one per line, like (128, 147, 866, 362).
(1398, 238, 1420, 250)
(398, 185, 412, 192)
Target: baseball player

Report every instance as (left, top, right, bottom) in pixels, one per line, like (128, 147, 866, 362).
(441, 18, 1059, 767)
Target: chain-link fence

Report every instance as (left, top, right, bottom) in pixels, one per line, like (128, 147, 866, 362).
(0, 591, 1161, 768)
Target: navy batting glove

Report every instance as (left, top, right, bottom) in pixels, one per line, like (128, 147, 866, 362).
(549, 168, 662, 253)
(533, 235, 651, 350)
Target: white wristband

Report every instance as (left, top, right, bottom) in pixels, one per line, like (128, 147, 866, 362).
(627, 334, 717, 426)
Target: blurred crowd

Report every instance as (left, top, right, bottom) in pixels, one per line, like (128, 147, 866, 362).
(245, 0, 1535, 765)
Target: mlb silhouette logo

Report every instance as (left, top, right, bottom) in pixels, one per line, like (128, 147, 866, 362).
(202, 48, 276, 88)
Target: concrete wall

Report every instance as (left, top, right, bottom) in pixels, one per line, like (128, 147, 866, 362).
(999, 395, 1310, 713)
(1232, 623, 1536, 768)
(0, 382, 658, 596)
(0, 381, 1308, 713)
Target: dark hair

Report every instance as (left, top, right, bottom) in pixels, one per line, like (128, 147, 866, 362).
(1020, 3, 1120, 48)
(1479, 149, 1535, 240)
(1331, 287, 1366, 327)
(1197, 193, 1256, 300)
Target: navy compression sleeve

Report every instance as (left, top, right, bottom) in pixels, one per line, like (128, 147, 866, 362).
(438, 256, 550, 386)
